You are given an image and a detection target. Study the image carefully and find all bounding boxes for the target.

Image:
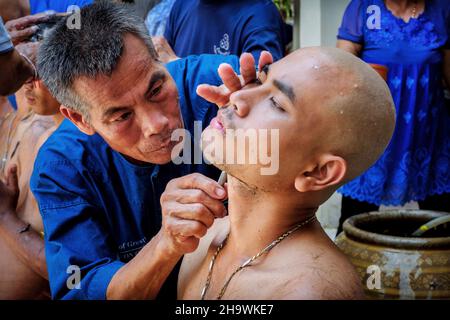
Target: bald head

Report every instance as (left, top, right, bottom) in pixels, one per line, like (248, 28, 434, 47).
(284, 47, 396, 182)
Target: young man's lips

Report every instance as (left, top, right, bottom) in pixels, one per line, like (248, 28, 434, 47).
(210, 117, 225, 132)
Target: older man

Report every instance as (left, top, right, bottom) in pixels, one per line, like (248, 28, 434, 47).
(23, 1, 270, 300)
(179, 47, 396, 300)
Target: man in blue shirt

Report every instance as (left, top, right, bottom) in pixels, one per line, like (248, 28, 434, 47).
(23, 1, 271, 299)
(164, 0, 285, 62)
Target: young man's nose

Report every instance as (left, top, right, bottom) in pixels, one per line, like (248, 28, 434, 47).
(229, 90, 252, 117)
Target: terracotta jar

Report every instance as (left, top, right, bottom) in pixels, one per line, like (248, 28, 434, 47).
(336, 210, 450, 299)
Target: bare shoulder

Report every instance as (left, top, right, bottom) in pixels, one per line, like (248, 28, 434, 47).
(277, 236, 365, 300)
(178, 217, 229, 297)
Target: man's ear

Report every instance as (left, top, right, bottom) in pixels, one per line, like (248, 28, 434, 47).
(294, 155, 347, 193)
(60, 106, 95, 135)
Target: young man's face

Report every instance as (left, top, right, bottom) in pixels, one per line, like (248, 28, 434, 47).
(202, 51, 330, 192)
(22, 80, 60, 116)
(72, 33, 183, 165)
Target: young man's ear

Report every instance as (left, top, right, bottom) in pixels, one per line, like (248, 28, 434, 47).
(60, 106, 95, 135)
(294, 155, 347, 192)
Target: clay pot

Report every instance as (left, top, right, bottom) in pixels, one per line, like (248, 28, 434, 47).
(368, 63, 388, 81)
(335, 210, 450, 299)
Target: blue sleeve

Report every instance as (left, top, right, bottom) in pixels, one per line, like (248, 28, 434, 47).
(241, 2, 285, 61)
(337, 0, 365, 44)
(31, 150, 124, 300)
(0, 17, 13, 54)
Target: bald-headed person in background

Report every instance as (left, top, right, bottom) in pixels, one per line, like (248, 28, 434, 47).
(179, 47, 396, 300)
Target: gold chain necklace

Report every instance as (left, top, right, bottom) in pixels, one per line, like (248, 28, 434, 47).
(200, 214, 317, 300)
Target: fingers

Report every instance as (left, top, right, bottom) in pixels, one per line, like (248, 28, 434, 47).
(258, 50, 274, 72)
(218, 63, 242, 93)
(239, 53, 256, 85)
(166, 202, 216, 229)
(165, 216, 208, 239)
(9, 26, 38, 45)
(6, 13, 50, 30)
(196, 84, 231, 107)
(171, 173, 227, 200)
(175, 189, 227, 218)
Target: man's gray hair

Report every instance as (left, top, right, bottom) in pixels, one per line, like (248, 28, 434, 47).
(37, 1, 158, 120)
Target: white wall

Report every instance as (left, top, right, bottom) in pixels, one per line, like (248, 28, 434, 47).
(298, 0, 351, 48)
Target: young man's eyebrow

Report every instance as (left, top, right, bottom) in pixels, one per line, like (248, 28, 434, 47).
(145, 70, 167, 96)
(273, 79, 296, 104)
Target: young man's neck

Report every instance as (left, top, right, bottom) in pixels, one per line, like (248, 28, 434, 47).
(224, 174, 318, 257)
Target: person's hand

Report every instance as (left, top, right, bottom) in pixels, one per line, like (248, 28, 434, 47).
(0, 165, 19, 218)
(152, 36, 179, 64)
(5, 13, 50, 46)
(159, 173, 227, 256)
(16, 41, 40, 67)
(197, 51, 274, 107)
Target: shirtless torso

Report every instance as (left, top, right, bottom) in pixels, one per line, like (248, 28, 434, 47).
(0, 94, 55, 299)
(178, 217, 365, 300)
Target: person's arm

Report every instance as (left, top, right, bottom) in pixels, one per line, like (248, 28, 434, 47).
(0, 49, 34, 95)
(0, 166, 47, 279)
(337, 39, 362, 57)
(336, 0, 364, 57)
(0, 13, 47, 95)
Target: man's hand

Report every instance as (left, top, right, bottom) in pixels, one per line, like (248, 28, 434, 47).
(0, 165, 19, 217)
(197, 51, 274, 107)
(16, 41, 40, 68)
(5, 13, 50, 46)
(152, 36, 179, 64)
(160, 173, 227, 256)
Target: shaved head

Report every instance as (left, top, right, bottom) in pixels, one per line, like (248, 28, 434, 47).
(285, 47, 396, 182)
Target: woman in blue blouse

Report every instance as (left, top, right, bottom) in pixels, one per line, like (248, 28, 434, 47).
(336, 0, 450, 233)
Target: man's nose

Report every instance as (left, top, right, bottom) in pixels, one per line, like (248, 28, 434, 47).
(229, 90, 252, 117)
(141, 109, 170, 138)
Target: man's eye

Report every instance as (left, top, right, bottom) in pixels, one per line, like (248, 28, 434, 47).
(114, 112, 132, 122)
(270, 97, 285, 112)
(149, 85, 163, 98)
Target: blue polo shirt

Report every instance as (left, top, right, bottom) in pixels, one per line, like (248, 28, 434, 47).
(164, 0, 285, 61)
(30, 54, 239, 300)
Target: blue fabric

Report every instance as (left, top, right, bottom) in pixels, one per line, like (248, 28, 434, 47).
(164, 0, 285, 61)
(29, 0, 93, 14)
(30, 54, 239, 300)
(337, 0, 450, 205)
(0, 17, 13, 54)
(145, 0, 176, 36)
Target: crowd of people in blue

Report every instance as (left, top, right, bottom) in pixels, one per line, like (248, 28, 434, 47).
(0, 0, 448, 300)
